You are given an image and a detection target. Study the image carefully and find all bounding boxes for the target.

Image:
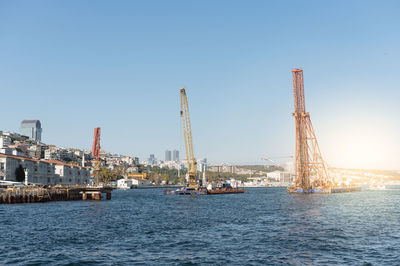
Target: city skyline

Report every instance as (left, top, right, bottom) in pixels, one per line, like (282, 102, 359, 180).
(1, 1, 399, 169)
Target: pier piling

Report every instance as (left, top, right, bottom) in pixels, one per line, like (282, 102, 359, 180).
(0, 186, 113, 204)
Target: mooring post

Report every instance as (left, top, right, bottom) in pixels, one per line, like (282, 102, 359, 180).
(93, 192, 101, 200)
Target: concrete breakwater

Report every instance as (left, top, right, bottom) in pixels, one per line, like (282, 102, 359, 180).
(0, 186, 112, 204)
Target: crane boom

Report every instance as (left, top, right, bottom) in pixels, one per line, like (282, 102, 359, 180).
(92, 127, 101, 185)
(92, 127, 101, 161)
(180, 87, 197, 187)
(261, 156, 292, 166)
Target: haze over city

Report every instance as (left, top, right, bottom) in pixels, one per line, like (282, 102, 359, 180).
(1, 0, 399, 169)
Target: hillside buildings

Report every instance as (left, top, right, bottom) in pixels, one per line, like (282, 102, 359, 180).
(0, 124, 140, 186)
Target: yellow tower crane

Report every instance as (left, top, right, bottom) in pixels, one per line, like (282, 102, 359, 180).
(180, 87, 198, 187)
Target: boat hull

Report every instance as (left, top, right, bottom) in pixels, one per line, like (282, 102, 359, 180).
(207, 188, 245, 194)
(164, 187, 245, 195)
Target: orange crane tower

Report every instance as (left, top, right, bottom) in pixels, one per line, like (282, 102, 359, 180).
(180, 87, 198, 187)
(291, 69, 331, 192)
(92, 127, 101, 185)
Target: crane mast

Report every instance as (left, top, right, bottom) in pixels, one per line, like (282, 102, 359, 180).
(292, 69, 331, 191)
(180, 87, 197, 187)
(92, 127, 101, 186)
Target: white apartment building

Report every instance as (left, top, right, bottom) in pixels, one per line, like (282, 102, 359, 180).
(44, 147, 61, 160)
(73, 149, 83, 158)
(117, 178, 132, 189)
(61, 149, 76, 161)
(2, 132, 22, 138)
(266, 171, 292, 182)
(53, 162, 89, 185)
(0, 154, 55, 184)
(0, 136, 12, 148)
(0, 154, 89, 185)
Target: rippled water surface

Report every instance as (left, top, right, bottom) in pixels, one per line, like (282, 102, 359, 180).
(1, 188, 400, 265)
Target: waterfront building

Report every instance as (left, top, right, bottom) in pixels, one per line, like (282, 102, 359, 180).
(117, 178, 133, 189)
(172, 150, 179, 161)
(0, 154, 54, 184)
(52, 161, 89, 185)
(0, 154, 89, 185)
(20, 120, 42, 141)
(116, 178, 151, 189)
(165, 150, 172, 162)
(131, 178, 151, 187)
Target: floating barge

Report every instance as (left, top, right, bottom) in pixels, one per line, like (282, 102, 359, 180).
(164, 184, 246, 195)
(287, 186, 361, 194)
(164, 187, 207, 195)
(0, 186, 113, 204)
(207, 185, 246, 194)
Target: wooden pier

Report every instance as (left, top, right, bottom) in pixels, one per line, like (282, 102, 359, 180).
(0, 186, 112, 204)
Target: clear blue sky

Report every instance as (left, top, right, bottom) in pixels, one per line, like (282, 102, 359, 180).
(0, 0, 399, 169)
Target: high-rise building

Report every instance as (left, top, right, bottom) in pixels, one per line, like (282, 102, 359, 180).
(197, 158, 207, 172)
(165, 150, 172, 162)
(172, 150, 179, 161)
(20, 120, 42, 141)
(148, 154, 157, 165)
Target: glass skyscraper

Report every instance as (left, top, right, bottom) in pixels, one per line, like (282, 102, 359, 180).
(20, 120, 42, 141)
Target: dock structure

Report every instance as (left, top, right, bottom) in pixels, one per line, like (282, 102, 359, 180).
(0, 186, 112, 204)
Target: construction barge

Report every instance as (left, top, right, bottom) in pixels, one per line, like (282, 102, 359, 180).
(0, 186, 113, 204)
(164, 184, 246, 195)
